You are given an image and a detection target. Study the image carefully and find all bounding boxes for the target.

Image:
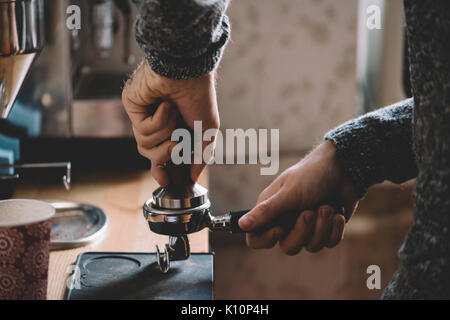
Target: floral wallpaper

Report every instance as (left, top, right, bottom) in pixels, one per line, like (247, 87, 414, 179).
(217, 0, 358, 151)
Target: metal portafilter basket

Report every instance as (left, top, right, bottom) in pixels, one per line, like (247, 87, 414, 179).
(143, 163, 248, 273)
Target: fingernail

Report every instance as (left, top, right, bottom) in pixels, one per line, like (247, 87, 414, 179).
(321, 207, 332, 219)
(239, 214, 254, 230)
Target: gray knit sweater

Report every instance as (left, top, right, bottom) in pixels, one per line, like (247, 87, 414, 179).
(133, 0, 230, 80)
(134, 0, 450, 299)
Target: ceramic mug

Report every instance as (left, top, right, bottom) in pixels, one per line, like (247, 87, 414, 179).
(0, 199, 55, 300)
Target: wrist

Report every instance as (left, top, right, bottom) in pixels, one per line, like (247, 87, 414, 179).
(144, 59, 215, 87)
(322, 140, 360, 201)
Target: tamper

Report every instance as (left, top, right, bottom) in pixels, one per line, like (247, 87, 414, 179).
(143, 164, 248, 273)
(141, 102, 248, 273)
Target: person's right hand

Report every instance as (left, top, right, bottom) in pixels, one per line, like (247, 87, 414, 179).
(239, 140, 361, 255)
(122, 60, 220, 186)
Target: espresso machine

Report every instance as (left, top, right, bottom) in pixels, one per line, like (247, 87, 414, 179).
(1, 0, 146, 171)
(0, 0, 71, 195)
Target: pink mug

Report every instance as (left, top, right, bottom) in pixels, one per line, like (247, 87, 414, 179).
(0, 199, 55, 300)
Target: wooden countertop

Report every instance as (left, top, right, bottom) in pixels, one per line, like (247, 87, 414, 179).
(13, 170, 209, 300)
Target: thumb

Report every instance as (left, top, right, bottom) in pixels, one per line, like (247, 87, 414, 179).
(239, 190, 291, 232)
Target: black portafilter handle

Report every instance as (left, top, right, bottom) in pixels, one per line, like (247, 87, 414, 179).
(229, 210, 249, 233)
(225, 209, 300, 234)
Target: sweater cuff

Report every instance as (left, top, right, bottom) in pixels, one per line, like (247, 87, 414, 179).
(325, 127, 379, 198)
(324, 99, 416, 198)
(136, 16, 230, 80)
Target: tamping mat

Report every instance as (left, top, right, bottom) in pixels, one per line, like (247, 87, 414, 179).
(66, 252, 214, 300)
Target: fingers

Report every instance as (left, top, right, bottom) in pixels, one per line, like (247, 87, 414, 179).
(245, 206, 346, 254)
(122, 63, 159, 124)
(256, 176, 285, 204)
(326, 214, 345, 248)
(306, 205, 335, 253)
(151, 164, 169, 187)
(278, 210, 317, 255)
(132, 101, 178, 149)
(137, 139, 177, 164)
(238, 174, 289, 232)
(246, 226, 284, 249)
(123, 65, 180, 175)
(238, 190, 289, 232)
(135, 101, 178, 136)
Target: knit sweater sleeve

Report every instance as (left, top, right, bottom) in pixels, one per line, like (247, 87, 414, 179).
(324, 98, 418, 197)
(133, 0, 230, 80)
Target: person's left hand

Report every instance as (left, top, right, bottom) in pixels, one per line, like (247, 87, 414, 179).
(238, 141, 359, 255)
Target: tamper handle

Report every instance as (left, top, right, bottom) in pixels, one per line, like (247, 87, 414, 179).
(146, 102, 193, 187)
(229, 210, 250, 234)
(166, 162, 193, 187)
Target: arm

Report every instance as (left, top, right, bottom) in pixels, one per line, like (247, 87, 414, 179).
(123, 0, 230, 185)
(134, 0, 230, 79)
(239, 98, 418, 254)
(325, 98, 417, 197)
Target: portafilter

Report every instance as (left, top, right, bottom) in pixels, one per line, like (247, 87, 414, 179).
(139, 101, 249, 273)
(143, 163, 248, 273)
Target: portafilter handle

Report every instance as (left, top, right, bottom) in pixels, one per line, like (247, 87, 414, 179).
(208, 210, 249, 234)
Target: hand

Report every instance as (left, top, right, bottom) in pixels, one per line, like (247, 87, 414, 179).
(238, 140, 360, 254)
(122, 60, 220, 186)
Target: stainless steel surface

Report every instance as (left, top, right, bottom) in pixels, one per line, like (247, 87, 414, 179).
(143, 195, 210, 235)
(156, 243, 170, 274)
(207, 212, 233, 232)
(156, 235, 190, 274)
(144, 198, 211, 216)
(144, 195, 242, 235)
(0, 174, 19, 180)
(68, 0, 138, 137)
(48, 200, 108, 250)
(92, 0, 114, 59)
(0, 161, 72, 190)
(1, 0, 139, 139)
(356, 0, 406, 114)
(145, 183, 246, 273)
(153, 183, 209, 209)
(0, 0, 44, 118)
